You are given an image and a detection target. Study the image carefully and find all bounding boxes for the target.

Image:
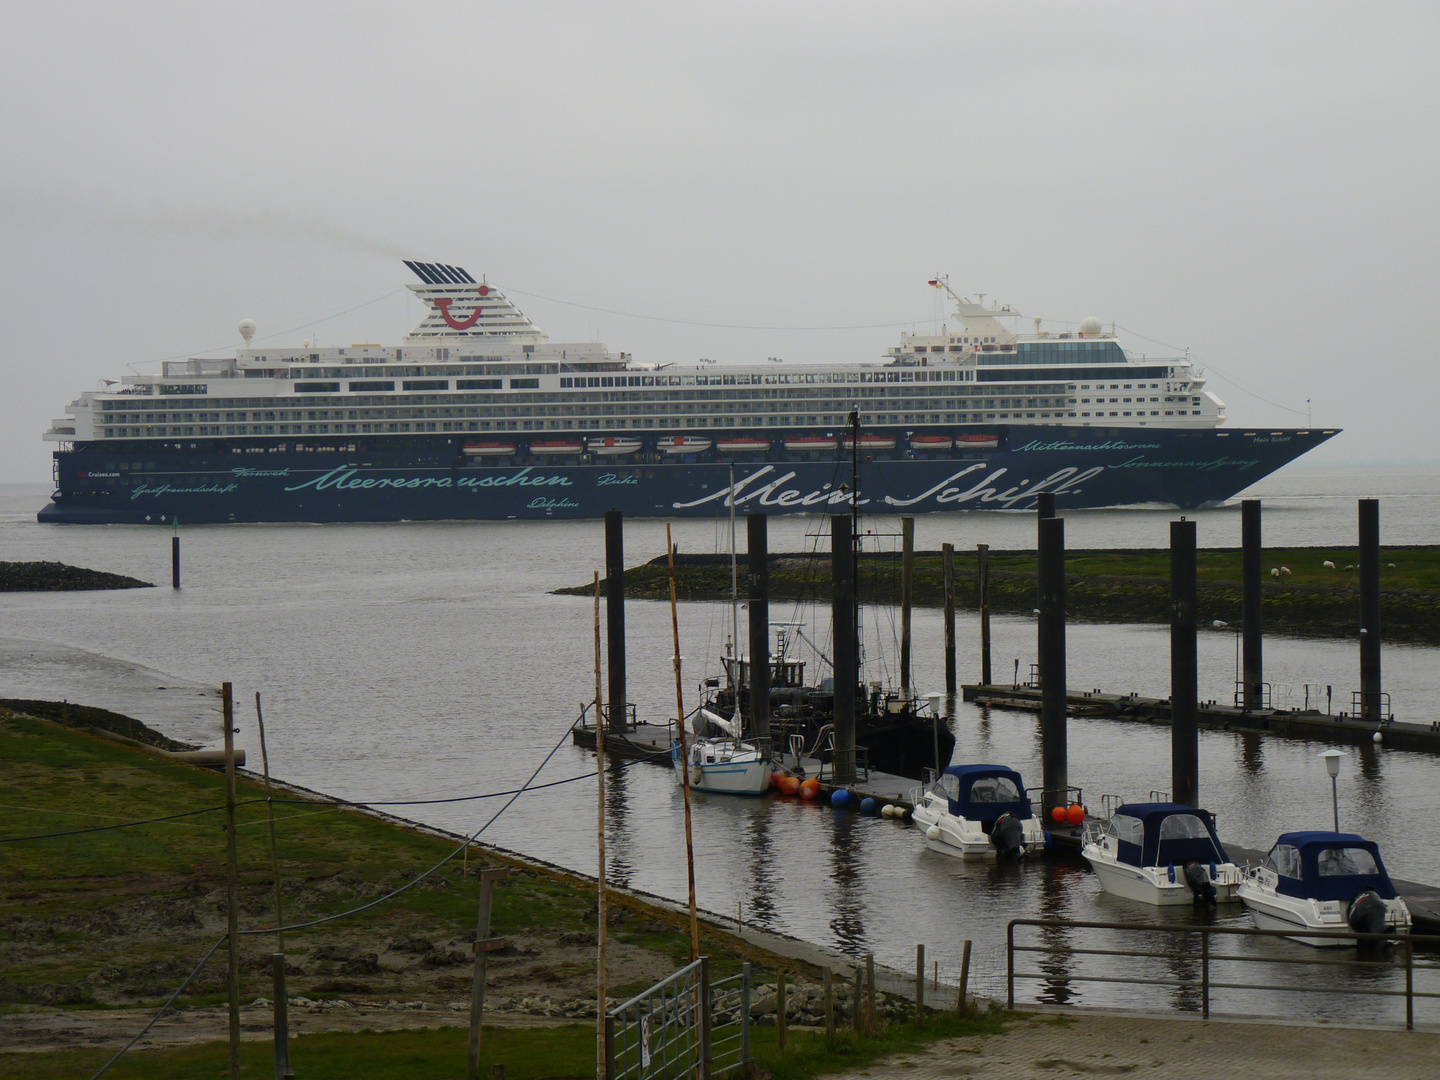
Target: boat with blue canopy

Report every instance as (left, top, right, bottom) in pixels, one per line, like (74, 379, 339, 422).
(1237, 831, 1410, 944)
(1081, 802, 1241, 906)
(910, 764, 1047, 860)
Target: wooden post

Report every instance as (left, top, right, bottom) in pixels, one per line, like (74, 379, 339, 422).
(942, 543, 956, 694)
(254, 693, 285, 954)
(958, 939, 972, 1013)
(271, 953, 290, 1080)
(823, 967, 834, 1039)
(775, 970, 787, 1053)
(667, 523, 701, 961)
(467, 868, 510, 1080)
(171, 518, 181, 588)
(493, 1067, 506, 1080)
(978, 544, 992, 685)
(865, 952, 876, 1032)
(222, 683, 240, 1080)
(852, 967, 862, 1032)
(900, 516, 914, 695)
(915, 943, 925, 1026)
(593, 572, 608, 1079)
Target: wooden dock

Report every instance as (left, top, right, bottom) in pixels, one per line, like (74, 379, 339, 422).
(962, 683, 1440, 754)
(571, 720, 923, 805)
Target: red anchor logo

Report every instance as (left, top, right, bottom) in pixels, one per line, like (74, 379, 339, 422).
(434, 284, 491, 330)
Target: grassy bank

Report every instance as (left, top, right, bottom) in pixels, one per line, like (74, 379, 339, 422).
(557, 546, 1440, 645)
(0, 561, 151, 591)
(0, 703, 1006, 1077)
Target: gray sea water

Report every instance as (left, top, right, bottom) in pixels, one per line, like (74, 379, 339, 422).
(3, 465, 1440, 1023)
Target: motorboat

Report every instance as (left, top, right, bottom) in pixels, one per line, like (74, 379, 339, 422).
(1237, 831, 1411, 945)
(671, 709, 770, 795)
(1081, 803, 1241, 906)
(910, 764, 1047, 860)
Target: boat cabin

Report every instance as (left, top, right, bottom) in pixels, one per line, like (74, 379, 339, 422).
(723, 656, 807, 690)
(937, 765, 1032, 827)
(1261, 832, 1398, 901)
(1105, 803, 1228, 869)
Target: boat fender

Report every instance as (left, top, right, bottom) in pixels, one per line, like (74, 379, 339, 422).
(1167, 864, 1176, 884)
(860, 797, 878, 816)
(926, 825, 941, 841)
(1347, 889, 1389, 937)
(900, 808, 914, 824)
(830, 788, 852, 809)
(1183, 861, 1218, 907)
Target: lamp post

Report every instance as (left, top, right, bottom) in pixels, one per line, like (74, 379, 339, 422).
(1320, 749, 1345, 832)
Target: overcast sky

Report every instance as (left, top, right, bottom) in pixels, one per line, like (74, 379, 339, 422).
(2, 2, 1436, 484)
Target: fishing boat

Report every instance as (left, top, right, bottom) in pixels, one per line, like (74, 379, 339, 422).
(1080, 803, 1242, 906)
(910, 764, 1047, 860)
(1237, 831, 1411, 944)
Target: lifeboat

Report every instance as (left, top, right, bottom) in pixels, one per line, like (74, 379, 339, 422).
(586, 436, 643, 456)
(908, 435, 953, 451)
(528, 440, 585, 456)
(658, 435, 713, 455)
(840, 434, 896, 451)
(784, 436, 839, 452)
(954, 433, 1000, 449)
(716, 437, 771, 453)
(462, 441, 518, 457)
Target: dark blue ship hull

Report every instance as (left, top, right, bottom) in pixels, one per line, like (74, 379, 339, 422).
(37, 425, 1338, 524)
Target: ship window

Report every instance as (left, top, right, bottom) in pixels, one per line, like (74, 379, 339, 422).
(458, 379, 502, 390)
(1106, 814, 1145, 846)
(349, 381, 394, 392)
(1263, 843, 1302, 878)
(1317, 847, 1379, 877)
(511, 378, 540, 389)
(296, 382, 340, 394)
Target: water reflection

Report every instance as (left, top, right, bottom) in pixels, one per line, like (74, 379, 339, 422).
(1239, 731, 1265, 775)
(742, 802, 778, 932)
(1035, 860, 1083, 1005)
(603, 760, 635, 889)
(827, 809, 867, 952)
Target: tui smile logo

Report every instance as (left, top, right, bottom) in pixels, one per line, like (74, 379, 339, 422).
(434, 284, 490, 330)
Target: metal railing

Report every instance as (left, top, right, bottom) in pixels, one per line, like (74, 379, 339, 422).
(1007, 918, 1440, 1030)
(1350, 689, 1394, 724)
(605, 958, 751, 1080)
(573, 700, 643, 734)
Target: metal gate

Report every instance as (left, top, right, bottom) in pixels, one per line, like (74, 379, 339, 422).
(604, 958, 751, 1080)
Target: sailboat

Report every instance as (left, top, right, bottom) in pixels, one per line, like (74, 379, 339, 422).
(671, 467, 772, 796)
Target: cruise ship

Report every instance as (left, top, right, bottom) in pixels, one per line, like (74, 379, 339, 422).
(38, 263, 1336, 524)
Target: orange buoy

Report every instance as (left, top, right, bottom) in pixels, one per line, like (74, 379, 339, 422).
(1051, 805, 1067, 823)
(799, 778, 820, 800)
(782, 776, 802, 796)
(770, 771, 787, 790)
(1066, 803, 1086, 826)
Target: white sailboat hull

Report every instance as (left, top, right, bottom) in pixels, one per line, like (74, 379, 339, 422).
(671, 740, 770, 796)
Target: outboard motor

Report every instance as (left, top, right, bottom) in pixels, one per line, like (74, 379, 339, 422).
(1347, 889, 1389, 937)
(990, 813, 1026, 861)
(1183, 861, 1217, 907)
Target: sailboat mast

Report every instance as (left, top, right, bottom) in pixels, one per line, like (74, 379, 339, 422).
(729, 464, 740, 718)
(849, 409, 862, 683)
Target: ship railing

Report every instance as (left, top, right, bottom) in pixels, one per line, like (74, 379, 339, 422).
(573, 700, 641, 734)
(1231, 680, 1273, 710)
(1350, 689, 1395, 725)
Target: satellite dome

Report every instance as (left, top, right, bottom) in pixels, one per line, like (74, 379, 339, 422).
(238, 319, 256, 345)
(1079, 316, 1103, 336)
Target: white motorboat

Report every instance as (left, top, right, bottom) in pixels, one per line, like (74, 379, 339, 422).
(910, 764, 1047, 860)
(1081, 802, 1241, 906)
(1237, 831, 1411, 945)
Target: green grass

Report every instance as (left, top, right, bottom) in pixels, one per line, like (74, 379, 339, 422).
(561, 545, 1440, 645)
(0, 1010, 1014, 1080)
(0, 1023, 597, 1080)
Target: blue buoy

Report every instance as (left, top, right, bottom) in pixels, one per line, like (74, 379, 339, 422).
(860, 797, 877, 816)
(830, 788, 851, 808)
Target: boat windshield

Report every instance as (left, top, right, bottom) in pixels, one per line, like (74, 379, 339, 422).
(1263, 844, 1302, 878)
(1105, 814, 1145, 845)
(969, 775, 1022, 803)
(1158, 814, 1210, 841)
(1317, 847, 1380, 877)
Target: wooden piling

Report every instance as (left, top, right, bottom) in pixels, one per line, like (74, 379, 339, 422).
(943, 543, 956, 694)
(978, 544, 992, 686)
(823, 966, 834, 1039)
(171, 517, 180, 588)
(271, 953, 291, 1080)
(593, 571, 608, 1079)
(1359, 498, 1383, 720)
(222, 683, 239, 1080)
(865, 952, 876, 1031)
(776, 971, 787, 1053)
(915, 943, 925, 1025)
(958, 939, 972, 1012)
(604, 510, 626, 732)
(900, 516, 914, 694)
(1241, 499, 1263, 711)
(467, 869, 510, 1080)
(253, 693, 284, 954)
(747, 514, 771, 740)
(1038, 516, 1067, 814)
(1172, 519, 1199, 807)
(832, 514, 857, 783)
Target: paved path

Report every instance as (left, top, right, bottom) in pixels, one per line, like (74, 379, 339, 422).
(826, 1010, 1440, 1079)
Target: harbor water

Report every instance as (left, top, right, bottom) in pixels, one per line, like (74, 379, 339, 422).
(4, 466, 1440, 1024)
